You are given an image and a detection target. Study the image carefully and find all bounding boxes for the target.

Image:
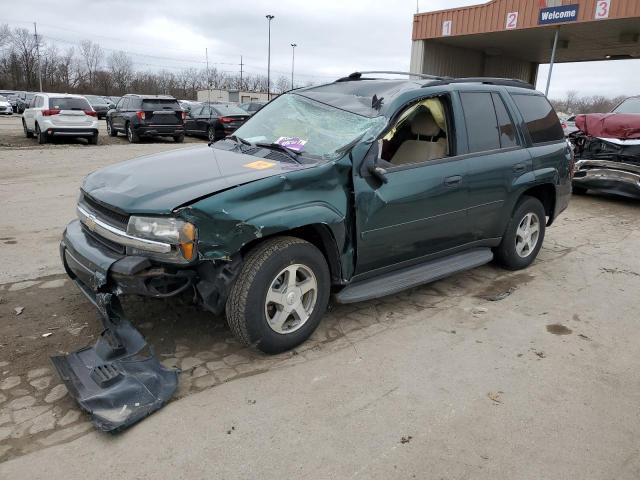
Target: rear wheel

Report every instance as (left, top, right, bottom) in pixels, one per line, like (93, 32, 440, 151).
(36, 124, 47, 144)
(23, 119, 33, 138)
(207, 126, 216, 142)
(106, 119, 117, 137)
(173, 133, 185, 143)
(226, 237, 330, 354)
(88, 133, 99, 145)
(494, 196, 546, 271)
(126, 122, 139, 143)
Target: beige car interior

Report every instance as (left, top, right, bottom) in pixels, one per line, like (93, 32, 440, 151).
(381, 97, 449, 166)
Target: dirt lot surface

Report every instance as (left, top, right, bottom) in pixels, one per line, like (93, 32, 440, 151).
(1, 119, 640, 478)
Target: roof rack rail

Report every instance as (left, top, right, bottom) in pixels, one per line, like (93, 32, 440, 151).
(423, 77, 536, 90)
(336, 71, 445, 82)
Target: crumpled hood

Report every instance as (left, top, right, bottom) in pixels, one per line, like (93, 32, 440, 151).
(82, 145, 309, 214)
(575, 113, 640, 140)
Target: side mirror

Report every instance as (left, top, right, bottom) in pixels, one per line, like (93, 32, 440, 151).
(368, 164, 389, 184)
(109, 104, 115, 109)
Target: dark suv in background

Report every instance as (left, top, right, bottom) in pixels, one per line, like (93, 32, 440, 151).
(85, 95, 114, 119)
(106, 94, 186, 143)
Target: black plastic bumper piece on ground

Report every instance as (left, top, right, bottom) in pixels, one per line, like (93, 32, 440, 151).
(50, 294, 179, 432)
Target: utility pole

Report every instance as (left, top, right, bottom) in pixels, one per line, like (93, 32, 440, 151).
(266, 14, 274, 100)
(239, 55, 244, 92)
(290, 43, 297, 90)
(206, 48, 211, 105)
(33, 22, 43, 92)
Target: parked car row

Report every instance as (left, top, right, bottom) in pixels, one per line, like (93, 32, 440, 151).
(11, 89, 264, 145)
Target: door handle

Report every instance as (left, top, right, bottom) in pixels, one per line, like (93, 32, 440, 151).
(444, 175, 462, 187)
(513, 163, 526, 173)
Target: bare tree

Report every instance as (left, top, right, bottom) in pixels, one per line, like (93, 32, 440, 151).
(79, 40, 103, 87)
(107, 50, 133, 94)
(0, 24, 10, 47)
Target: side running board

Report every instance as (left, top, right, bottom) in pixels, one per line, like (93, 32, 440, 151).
(335, 248, 493, 304)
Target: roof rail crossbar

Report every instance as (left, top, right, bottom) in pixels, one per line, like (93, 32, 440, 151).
(336, 71, 445, 82)
(423, 77, 535, 90)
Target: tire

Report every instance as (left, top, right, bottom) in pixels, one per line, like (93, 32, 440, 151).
(106, 119, 117, 137)
(36, 124, 47, 144)
(88, 133, 98, 145)
(23, 119, 33, 138)
(126, 122, 139, 143)
(226, 236, 331, 354)
(173, 133, 185, 143)
(572, 185, 588, 195)
(494, 196, 546, 271)
(207, 126, 216, 142)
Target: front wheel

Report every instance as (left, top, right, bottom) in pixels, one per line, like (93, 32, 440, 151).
(226, 237, 330, 354)
(494, 196, 546, 271)
(106, 119, 117, 137)
(572, 185, 588, 195)
(207, 126, 216, 142)
(126, 122, 139, 143)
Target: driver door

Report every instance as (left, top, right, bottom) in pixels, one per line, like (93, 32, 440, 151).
(353, 95, 471, 276)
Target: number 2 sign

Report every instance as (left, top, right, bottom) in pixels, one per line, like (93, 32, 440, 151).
(506, 11, 518, 30)
(595, 0, 611, 19)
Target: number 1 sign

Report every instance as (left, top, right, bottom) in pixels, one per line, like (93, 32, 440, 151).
(506, 11, 518, 30)
(442, 20, 452, 36)
(594, 0, 610, 19)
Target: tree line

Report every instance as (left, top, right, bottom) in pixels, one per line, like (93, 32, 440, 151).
(549, 90, 627, 115)
(0, 24, 300, 99)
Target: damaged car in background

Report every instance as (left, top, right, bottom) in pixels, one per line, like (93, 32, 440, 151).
(570, 96, 640, 198)
(55, 72, 571, 431)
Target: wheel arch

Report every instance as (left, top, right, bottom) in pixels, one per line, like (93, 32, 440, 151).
(517, 183, 556, 226)
(239, 223, 344, 286)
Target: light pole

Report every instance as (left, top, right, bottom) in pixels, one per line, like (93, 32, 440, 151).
(266, 14, 274, 100)
(290, 43, 297, 90)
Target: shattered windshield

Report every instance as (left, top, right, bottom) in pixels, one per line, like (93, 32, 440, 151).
(233, 93, 385, 158)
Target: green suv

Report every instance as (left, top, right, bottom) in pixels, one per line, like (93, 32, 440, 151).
(61, 72, 572, 354)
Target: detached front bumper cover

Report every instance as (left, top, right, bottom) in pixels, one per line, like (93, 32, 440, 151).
(54, 220, 179, 432)
(51, 293, 178, 432)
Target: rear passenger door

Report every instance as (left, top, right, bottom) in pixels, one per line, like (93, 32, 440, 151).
(112, 97, 127, 130)
(460, 90, 532, 241)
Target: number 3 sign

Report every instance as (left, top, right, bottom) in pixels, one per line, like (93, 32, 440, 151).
(505, 11, 518, 30)
(595, 0, 611, 19)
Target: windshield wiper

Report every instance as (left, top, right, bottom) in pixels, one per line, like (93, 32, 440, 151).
(227, 134, 253, 147)
(255, 142, 301, 163)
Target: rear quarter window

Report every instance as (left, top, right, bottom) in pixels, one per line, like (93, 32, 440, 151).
(47, 97, 91, 110)
(511, 94, 563, 144)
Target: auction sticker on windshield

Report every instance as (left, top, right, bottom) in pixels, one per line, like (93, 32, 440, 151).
(244, 160, 276, 170)
(275, 136, 307, 152)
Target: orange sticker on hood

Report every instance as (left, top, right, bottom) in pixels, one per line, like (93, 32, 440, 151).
(243, 160, 276, 170)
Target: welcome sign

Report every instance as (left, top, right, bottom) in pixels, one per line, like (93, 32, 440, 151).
(539, 4, 580, 25)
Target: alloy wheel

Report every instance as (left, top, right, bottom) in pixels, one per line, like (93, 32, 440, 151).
(515, 212, 540, 258)
(264, 264, 318, 334)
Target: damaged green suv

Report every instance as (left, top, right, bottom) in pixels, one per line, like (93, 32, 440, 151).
(61, 72, 572, 353)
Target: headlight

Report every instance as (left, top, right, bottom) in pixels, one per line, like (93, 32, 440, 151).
(127, 216, 197, 263)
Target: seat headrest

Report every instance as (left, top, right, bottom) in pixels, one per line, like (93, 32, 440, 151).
(411, 110, 441, 137)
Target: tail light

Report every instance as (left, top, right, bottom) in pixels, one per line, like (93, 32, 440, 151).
(136, 111, 146, 120)
(561, 122, 567, 129)
(180, 111, 187, 121)
(42, 109, 61, 116)
(219, 116, 234, 123)
(85, 110, 97, 117)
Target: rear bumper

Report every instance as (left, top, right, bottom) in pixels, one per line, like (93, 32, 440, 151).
(45, 128, 99, 137)
(573, 159, 640, 198)
(134, 125, 184, 137)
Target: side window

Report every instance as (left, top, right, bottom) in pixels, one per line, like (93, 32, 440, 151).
(191, 105, 203, 116)
(460, 92, 500, 153)
(121, 98, 130, 110)
(35, 96, 43, 108)
(511, 93, 564, 144)
(381, 95, 450, 166)
(491, 93, 518, 148)
(29, 96, 37, 108)
(115, 98, 124, 109)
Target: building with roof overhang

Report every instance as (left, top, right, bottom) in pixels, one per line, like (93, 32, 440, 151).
(410, 0, 640, 89)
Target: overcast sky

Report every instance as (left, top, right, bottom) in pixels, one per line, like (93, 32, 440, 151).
(2, 0, 639, 99)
